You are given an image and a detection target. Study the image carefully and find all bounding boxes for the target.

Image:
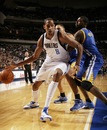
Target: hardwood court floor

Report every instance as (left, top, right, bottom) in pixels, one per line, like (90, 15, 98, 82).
(0, 74, 107, 130)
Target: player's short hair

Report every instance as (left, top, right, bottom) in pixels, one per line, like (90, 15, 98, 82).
(44, 18, 54, 24)
(80, 16, 89, 25)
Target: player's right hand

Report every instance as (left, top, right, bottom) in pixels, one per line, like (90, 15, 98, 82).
(68, 65, 80, 77)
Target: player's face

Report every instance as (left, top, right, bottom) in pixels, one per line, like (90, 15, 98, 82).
(75, 17, 84, 29)
(43, 20, 55, 36)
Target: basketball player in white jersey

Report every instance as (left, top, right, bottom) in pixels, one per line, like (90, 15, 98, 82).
(6, 18, 83, 122)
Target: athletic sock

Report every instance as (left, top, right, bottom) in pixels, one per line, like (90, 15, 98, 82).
(86, 98, 92, 103)
(44, 81, 58, 107)
(60, 92, 66, 97)
(75, 94, 81, 100)
(32, 90, 39, 103)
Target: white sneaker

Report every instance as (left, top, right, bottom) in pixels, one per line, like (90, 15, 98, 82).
(23, 101, 39, 109)
(40, 110, 52, 122)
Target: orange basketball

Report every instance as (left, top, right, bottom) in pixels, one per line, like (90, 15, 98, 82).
(1, 69, 14, 84)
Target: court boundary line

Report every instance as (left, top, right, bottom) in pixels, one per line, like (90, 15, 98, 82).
(84, 97, 97, 130)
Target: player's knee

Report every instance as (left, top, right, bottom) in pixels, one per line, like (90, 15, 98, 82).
(81, 80, 93, 91)
(53, 69, 63, 81)
(74, 78, 81, 86)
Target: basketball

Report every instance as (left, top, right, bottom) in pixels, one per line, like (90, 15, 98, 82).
(1, 69, 14, 84)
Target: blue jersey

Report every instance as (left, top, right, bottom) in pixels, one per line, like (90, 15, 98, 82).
(81, 28, 103, 63)
(76, 28, 104, 82)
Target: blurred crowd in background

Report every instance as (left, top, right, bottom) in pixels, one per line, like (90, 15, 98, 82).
(0, 1, 107, 74)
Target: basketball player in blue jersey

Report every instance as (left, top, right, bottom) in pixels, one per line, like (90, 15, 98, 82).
(6, 18, 83, 122)
(54, 24, 94, 109)
(68, 16, 107, 111)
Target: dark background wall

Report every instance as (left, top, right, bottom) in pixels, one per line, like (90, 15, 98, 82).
(1, 0, 107, 8)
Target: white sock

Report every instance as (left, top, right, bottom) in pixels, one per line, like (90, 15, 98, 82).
(32, 90, 39, 103)
(44, 81, 58, 108)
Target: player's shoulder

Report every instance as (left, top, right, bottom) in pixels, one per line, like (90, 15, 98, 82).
(38, 34, 44, 41)
(36, 34, 44, 46)
(67, 33, 74, 39)
(74, 30, 83, 37)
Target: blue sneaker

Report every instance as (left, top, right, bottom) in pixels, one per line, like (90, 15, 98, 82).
(54, 96, 68, 104)
(23, 101, 39, 109)
(40, 107, 52, 122)
(84, 101, 94, 109)
(70, 99, 85, 111)
(103, 115, 107, 121)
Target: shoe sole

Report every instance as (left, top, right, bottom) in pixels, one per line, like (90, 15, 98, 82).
(83, 106, 94, 109)
(54, 101, 68, 104)
(40, 117, 52, 122)
(23, 105, 39, 109)
(70, 105, 85, 112)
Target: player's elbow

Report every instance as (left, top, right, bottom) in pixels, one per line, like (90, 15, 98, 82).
(77, 43, 83, 53)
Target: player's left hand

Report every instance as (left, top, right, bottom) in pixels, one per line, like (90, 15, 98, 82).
(68, 65, 80, 77)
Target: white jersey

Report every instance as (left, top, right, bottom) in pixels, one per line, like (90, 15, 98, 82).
(35, 30, 71, 82)
(43, 30, 70, 63)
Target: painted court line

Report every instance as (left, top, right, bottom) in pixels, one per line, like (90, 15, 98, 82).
(84, 97, 97, 130)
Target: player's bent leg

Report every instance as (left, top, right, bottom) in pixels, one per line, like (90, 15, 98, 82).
(81, 80, 93, 91)
(81, 80, 107, 105)
(54, 77, 68, 104)
(80, 80, 95, 109)
(40, 69, 62, 122)
(78, 81, 94, 109)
